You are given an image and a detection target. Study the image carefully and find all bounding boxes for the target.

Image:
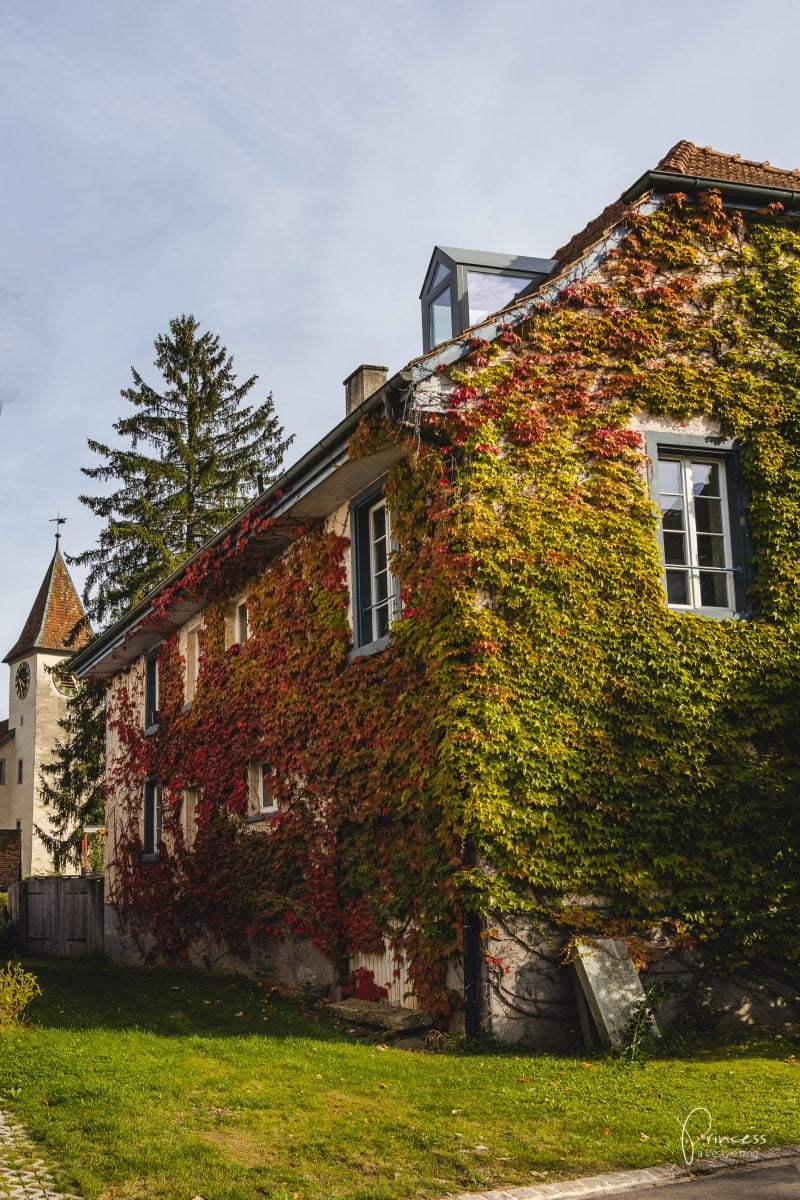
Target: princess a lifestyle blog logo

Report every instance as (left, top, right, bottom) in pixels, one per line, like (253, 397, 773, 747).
(679, 1107, 768, 1166)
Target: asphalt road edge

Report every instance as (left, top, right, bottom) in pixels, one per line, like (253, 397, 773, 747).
(449, 1144, 800, 1200)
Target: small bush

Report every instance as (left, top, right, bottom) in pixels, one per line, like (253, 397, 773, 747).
(341, 967, 389, 1003)
(0, 893, 17, 958)
(0, 962, 41, 1026)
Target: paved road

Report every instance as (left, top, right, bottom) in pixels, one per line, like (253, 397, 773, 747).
(620, 1159, 800, 1198)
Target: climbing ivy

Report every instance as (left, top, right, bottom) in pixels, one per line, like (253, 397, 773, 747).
(106, 192, 800, 1017)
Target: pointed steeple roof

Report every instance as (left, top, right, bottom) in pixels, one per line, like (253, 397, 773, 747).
(3, 546, 91, 664)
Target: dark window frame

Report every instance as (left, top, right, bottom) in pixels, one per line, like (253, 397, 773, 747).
(646, 432, 750, 618)
(0, 759, 5, 786)
(144, 652, 159, 730)
(142, 779, 162, 857)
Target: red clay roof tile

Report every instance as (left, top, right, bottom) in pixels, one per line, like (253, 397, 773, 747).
(3, 549, 90, 664)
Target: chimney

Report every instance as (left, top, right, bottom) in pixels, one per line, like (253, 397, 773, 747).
(343, 364, 388, 416)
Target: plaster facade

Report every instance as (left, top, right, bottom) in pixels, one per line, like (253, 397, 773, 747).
(0, 650, 74, 876)
(1, 546, 90, 877)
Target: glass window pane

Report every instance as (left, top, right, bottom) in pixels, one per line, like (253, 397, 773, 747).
(467, 271, 529, 326)
(373, 538, 387, 574)
(431, 262, 450, 290)
(374, 602, 390, 640)
(666, 570, 689, 605)
(660, 496, 685, 531)
(663, 531, 687, 565)
(694, 496, 724, 534)
(699, 571, 730, 608)
(370, 504, 386, 541)
(696, 533, 726, 568)
(692, 462, 721, 497)
(430, 289, 453, 346)
(374, 569, 389, 604)
(658, 459, 682, 494)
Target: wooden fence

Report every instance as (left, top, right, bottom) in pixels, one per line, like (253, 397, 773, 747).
(8, 876, 104, 958)
(350, 937, 418, 1009)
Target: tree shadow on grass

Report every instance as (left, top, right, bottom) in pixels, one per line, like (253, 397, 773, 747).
(19, 957, 353, 1043)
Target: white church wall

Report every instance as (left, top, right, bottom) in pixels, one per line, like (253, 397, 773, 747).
(4, 655, 37, 876)
(30, 651, 72, 875)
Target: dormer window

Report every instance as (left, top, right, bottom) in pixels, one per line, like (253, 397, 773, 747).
(420, 247, 556, 353)
(428, 262, 454, 348)
(466, 271, 534, 327)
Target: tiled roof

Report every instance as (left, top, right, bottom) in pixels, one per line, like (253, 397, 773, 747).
(657, 140, 800, 189)
(0, 719, 12, 747)
(0, 829, 21, 889)
(554, 140, 800, 269)
(3, 547, 90, 664)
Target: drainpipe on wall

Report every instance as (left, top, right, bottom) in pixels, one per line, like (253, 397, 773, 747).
(462, 903, 484, 1038)
(461, 837, 487, 1038)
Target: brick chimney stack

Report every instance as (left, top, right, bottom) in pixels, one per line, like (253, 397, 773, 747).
(343, 365, 388, 416)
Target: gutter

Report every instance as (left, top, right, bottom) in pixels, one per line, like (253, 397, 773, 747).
(622, 169, 800, 212)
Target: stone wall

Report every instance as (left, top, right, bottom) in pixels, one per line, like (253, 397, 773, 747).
(480, 914, 581, 1048)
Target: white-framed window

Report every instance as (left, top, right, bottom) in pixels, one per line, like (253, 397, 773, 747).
(248, 761, 278, 817)
(185, 623, 201, 703)
(143, 780, 162, 855)
(352, 486, 400, 648)
(658, 454, 737, 613)
(225, 596, 250, 648)
(258, 762, 278, 814)
(237, 600, 249, 643)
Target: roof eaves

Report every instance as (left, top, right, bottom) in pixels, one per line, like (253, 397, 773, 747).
(72, 372, 415, 680)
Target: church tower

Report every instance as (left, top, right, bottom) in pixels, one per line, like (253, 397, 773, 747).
(0, 536, 90, 876)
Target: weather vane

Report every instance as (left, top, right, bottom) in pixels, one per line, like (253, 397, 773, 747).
(50, 512, 67, 546)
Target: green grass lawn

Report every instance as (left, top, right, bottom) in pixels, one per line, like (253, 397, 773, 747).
(0, 959, 798, 1200)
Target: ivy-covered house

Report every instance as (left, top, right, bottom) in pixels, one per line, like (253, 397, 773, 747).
(73, 141, 800, 1045)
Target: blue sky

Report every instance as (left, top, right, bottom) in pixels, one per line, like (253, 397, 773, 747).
(2, 0, 800, 715)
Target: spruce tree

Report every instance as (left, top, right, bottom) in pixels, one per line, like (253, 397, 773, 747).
(40, 316, 292, 868)
(37, 678, 105, 871)
(72, 313, 293, 624)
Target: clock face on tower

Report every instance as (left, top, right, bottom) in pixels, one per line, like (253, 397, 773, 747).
(14, 661, 30, 699)
(52, 662, 77, 697)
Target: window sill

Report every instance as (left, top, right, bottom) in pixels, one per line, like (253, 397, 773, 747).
(140, 852, 159, 864)
(668, 605, 743, 621)
(347, 635, 390, 663)
(181, 701, 193, 714)
(245, 812, 276, 825)
(143, 724, 159, 738)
